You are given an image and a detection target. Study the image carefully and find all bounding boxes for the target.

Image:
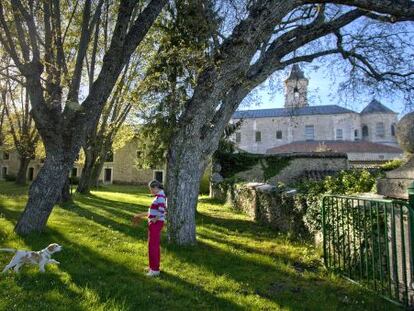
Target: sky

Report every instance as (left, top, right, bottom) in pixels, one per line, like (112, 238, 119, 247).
(243, 66, 408, 118)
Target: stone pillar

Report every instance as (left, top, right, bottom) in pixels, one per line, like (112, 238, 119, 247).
(209, 162, 225, 200)
(377, 112, 414, 305)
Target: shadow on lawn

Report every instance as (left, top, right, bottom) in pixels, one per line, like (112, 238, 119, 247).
(0, 191, 395, 310)
(16, 228, 245, 311)
(61, 193, 148, 241)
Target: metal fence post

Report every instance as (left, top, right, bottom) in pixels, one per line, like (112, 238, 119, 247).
(321, 196, 328, 267)
(408, 181, 414, 305)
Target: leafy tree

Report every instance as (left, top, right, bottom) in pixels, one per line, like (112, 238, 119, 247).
(1, 76, 39, 185)
(164, 0, 414, 245)
(0, 0, 167, 234)
(135, 0, 219, 169)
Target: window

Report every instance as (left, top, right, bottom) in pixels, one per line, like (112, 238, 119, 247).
(336, 129, 343, 140)
(28, 167, 34, 181)
(391, 124, 396, 137)
(71, 168, 78, 178)
(354, 129, 359, 140)
(255, 131, 261, 142)
(235, 132, 241, 143)
(276, 130, 282, 140)
(104, 168, 112, 183)
(1, 166, 7, 178)
(154, 170, 164, 183)
(105, 150, 114, 162)
(305, 125, 315, 141)
(3, 152, 9, 160)
(376, 122, 385, 138)
(378, 155, 385, 160)
(362, 125, 369, 138)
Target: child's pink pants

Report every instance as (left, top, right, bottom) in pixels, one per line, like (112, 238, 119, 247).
(148, 221, 164, 271)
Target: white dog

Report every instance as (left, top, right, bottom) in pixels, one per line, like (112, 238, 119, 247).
(1, 243, 62, 273)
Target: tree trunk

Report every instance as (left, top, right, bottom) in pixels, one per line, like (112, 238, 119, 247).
(14, 150, 74, 235)
(15, 157, 30, 185)
(166, 140, 207, 246)
(57, 177, 72, 204)
(91, 157, 106, 188)
(76, 147, 97, 194)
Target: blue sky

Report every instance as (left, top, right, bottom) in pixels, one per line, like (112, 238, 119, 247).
(245, 67, 407, 118)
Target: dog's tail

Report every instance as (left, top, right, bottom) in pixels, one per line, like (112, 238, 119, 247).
(0, 248, 16, 253)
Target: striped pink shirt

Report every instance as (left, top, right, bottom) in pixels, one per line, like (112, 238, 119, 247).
(148, 190, 166, 222)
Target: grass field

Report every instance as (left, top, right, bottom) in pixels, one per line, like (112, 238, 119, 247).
(0, 181, 398, 310)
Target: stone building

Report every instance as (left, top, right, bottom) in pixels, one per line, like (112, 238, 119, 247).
(0, 137, 165, 185)
(231, 65, 402, 166)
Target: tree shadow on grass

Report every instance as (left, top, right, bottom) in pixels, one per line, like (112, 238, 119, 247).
(17, 228, 245, 311)
(60, 195, 148, 241)
(3, 272, 86, 311)
(164, 239, 394, 311)
(197, 211, 283, 240)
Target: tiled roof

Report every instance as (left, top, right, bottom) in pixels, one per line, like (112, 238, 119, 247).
(266, 140, 403, 154)
(232, 105, 357, 119)
(361, 99, 396, 114)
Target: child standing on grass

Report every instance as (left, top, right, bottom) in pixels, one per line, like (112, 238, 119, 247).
(132, 180, 166, 277)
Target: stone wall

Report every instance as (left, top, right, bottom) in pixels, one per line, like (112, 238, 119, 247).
(227, 183, 309, 238)
(229, 152, 348, 185)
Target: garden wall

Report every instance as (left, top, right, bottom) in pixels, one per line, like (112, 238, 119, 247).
(232, 152, 348, 185)
(227, 182, 309, 239)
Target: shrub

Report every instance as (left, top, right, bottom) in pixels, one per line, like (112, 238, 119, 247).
(199, 170, 210, 195)
(69, 176, 80, 185)
(295, 169, 378, 233)
(380, 159, 404, 172)
(4, 174, 17, 182)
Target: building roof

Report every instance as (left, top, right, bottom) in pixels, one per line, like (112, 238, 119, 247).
(361, 99, 396, 114)
(232, 105, 356, 119)
(266, 140, 403, 154)
(286, 64, 306, 80)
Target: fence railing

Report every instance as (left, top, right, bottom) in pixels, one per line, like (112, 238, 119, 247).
(322, 192, 414, 307)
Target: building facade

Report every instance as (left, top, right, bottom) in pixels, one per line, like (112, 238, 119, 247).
(231, 65, 402, 165)
(0, 137, 165, 185)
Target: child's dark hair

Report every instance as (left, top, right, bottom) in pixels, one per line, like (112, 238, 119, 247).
(148, 179, 164, 190)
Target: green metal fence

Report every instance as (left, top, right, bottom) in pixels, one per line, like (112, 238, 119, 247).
(321, 188, 414, 307)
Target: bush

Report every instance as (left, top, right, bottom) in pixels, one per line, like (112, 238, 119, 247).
(295, 169, 379, 233)
(199, 170, 210, 195)
(69, 176, 80, 185)
(380, 159, 404, 172)
(4, 174, 16, 182)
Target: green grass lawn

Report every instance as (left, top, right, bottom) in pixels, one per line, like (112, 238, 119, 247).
(0, 181, 398, 311)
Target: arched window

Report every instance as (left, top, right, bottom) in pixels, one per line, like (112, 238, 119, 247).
(391, 124, 396, 137)
(362, 125, 369, 138)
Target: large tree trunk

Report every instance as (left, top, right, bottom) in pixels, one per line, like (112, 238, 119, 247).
(76, 147, 97, 194)
(77, 143, 108, 193)
(14, 149, 75, 234)
(166, 136, 208, 245)
(57, 177, 72, 204)
(15, 157, 30, 185)
(90, 157, 106, 188)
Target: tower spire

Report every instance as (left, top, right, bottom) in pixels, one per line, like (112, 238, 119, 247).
(284, 65, 309, 108)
